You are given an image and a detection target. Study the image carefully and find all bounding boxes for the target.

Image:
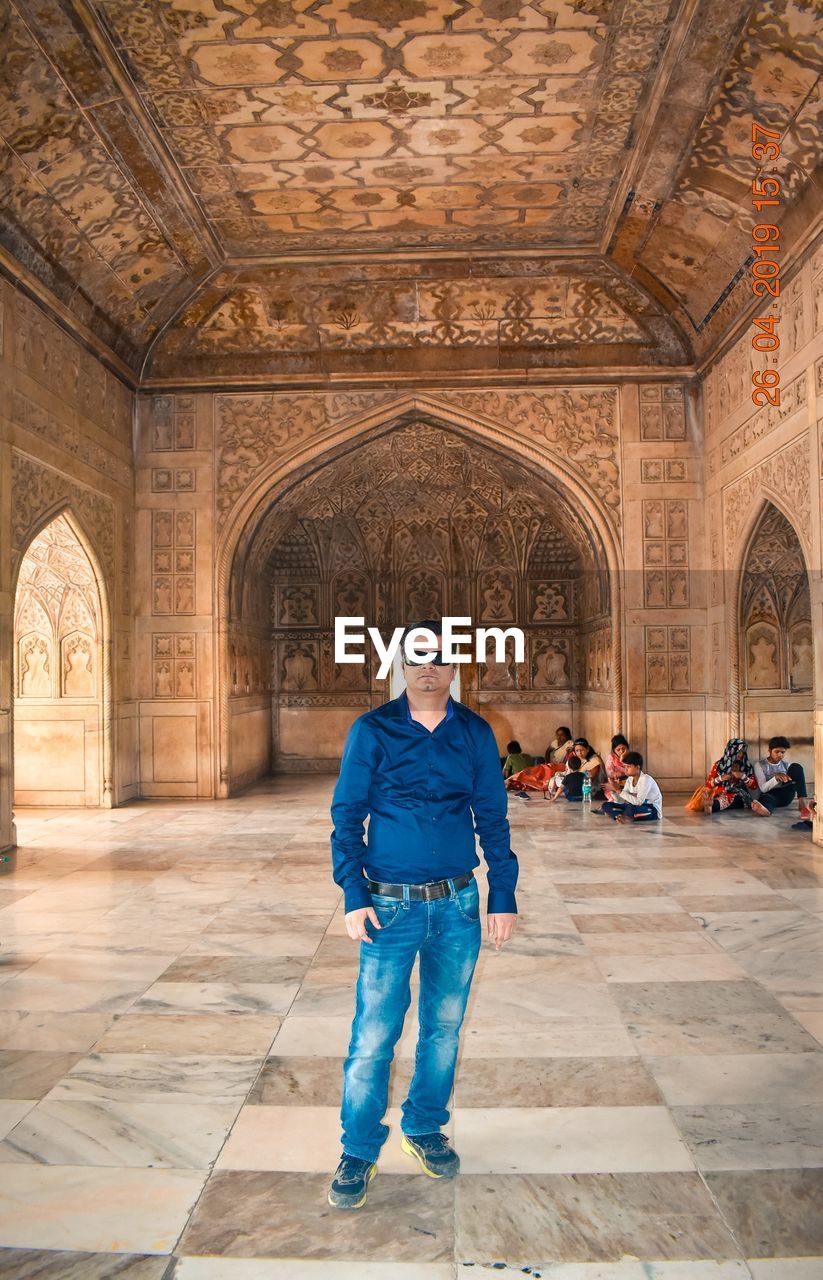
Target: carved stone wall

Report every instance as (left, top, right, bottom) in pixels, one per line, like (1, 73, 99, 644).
(702, 241, 823, 819)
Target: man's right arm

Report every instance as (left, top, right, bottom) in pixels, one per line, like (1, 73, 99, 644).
(331, 718, 378, 912)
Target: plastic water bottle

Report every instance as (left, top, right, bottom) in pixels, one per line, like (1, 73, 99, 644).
(582, 774, 592, 806)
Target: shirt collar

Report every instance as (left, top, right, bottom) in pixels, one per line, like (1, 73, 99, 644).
(403, 692, 454, 724)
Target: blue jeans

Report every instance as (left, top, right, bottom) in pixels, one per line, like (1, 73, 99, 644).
(602, 800, 659, 821)
(340, 877, 482, 1162)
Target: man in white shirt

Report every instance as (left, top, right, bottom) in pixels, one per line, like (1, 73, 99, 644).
(753, 736, 812, 819)
(601, 751, 662, 823)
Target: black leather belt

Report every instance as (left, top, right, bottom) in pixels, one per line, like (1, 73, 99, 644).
(366, 871, 474, 902)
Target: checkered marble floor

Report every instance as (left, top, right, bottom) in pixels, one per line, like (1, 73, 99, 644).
(0, 777, 822, 1279)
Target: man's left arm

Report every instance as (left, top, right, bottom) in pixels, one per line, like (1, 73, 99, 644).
(470, 722, 519, 918)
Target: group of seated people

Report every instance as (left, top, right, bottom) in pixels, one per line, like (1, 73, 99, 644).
(503, 729, 663, 823)
(696, 736, 814, 828)
(502, 728, 815, 829)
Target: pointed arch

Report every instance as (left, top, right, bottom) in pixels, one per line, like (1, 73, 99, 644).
(12, 506, 113, 807)
(212, 395, 625, 796)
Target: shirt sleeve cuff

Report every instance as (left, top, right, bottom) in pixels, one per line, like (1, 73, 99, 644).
(487, 889, 517, 915)
(344, 883, 373, 913)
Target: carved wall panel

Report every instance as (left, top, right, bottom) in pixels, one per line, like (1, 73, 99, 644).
(152, 510, 196, 615)
(645, 624, 691, 694)
(643, 499, 689, 609)
(639, 385, 686, 441)
(723, 436, 811, 559)
(153, 633, 197, 699)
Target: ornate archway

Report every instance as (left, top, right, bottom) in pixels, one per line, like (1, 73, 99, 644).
(12, 511, 112, 807)
(733, 501, 815, 781)
(214, 397, 624, 794)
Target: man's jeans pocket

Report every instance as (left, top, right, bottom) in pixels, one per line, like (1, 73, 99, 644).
(454, 879, 480, 922)
(367, 893, 402, 933)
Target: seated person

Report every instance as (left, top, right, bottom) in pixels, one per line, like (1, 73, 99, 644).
(701, 738, 767, 815)
(544, 726, 573, 770)
(602, 751, 662, 823)
(606, 734, 630, 789)
(503, 740, 534, 778)
(549, 754, 584, 802)
(753, 736, 813, 820)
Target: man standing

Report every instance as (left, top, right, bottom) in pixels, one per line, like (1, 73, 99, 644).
(753, 735, 813, 819)
(328, 619, 518, 1209)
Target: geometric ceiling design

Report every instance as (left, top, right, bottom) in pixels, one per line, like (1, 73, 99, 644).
(0, 0, 820, 378)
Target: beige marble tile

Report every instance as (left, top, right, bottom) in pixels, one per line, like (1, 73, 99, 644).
(179, 1170, 454, 1261)
(0, 1248, 172, 1277)
(455, 1172, 742, 1263)
(748, 1262, 823, 1279)
(593, 954, 747, 983)
(48, 1053, 263, 1105)
(93, 1013, 280, 1055)
(0, 1165, 207, 1252)
(704, 1169, 823, 1256)
(672, 1103, 823, 1170)
(454, 1056, 661, 1107)
(133, 981, 299, 1017)
(0, 980, 145, 1015)
(0, 1012, 115, 1052)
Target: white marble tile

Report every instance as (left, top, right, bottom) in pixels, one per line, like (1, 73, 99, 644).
(0, 1165, 206, 1252)
(0, 1101, 36, 1140)
(133, 981, 300, 1016)
(175, 1262, 457, 1280)
(747, 1263, 823, 1279)
(0, 1099, 239, 1168)
(216, 1104, 454, 1174)
(453, 1105, 693, 1173)
(645, 1053, 823, 1105)
(0, 979, 144, 1014)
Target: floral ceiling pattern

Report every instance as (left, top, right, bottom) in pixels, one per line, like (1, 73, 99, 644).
(0, 0, 820, 373)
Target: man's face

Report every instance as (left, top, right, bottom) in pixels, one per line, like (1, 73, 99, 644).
(625, 762, 641, 779)
(402, 634, 455, 695)
(768, 747, 786, 763)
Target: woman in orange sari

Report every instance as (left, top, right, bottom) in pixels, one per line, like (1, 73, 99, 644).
(506, 726, 575, 799)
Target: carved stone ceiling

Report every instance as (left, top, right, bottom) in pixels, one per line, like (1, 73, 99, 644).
(0, 0, 820, 377)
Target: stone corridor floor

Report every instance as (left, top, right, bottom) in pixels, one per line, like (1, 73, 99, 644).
(0, 779, 821, 1279)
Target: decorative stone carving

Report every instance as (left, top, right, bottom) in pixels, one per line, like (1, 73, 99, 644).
(62, 634, 95, 697)
(723, 436, 811, 557)
(11, 453, 115, 585)
(19, 635, 51, 697)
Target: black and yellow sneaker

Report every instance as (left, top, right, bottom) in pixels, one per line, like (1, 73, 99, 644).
(327, 1154, 377, 1209)
(401, 1132, 460, 1178)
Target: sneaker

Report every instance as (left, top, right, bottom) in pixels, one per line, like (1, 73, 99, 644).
(401, 1132, 460, 1179)
(799, 806, 813, 821)
(792, 819, 813, 831)
(327, 1154, 377, 1209)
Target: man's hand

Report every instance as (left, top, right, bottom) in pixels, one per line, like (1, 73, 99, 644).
(345, 906, 381, 943)
(487, 913, 517, 951)
(775, 772, 790, 783)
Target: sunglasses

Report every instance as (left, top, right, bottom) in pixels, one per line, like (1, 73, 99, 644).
(404, 651, 448, 666)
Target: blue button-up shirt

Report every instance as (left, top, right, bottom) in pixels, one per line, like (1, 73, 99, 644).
(331, 692, 518, 915)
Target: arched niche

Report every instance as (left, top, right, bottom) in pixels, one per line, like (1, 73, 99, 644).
(12, 512, 109, 807)
(739, 502, 814, 779)
(220, 415, 622, 788)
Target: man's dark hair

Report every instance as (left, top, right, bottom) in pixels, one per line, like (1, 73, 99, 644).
(623, 750, 644, 769)
(400, 619, 442, 665)
(567, 755, 582, 771)
(507, 740, 521, 753)
(768, 735, 791, 750)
